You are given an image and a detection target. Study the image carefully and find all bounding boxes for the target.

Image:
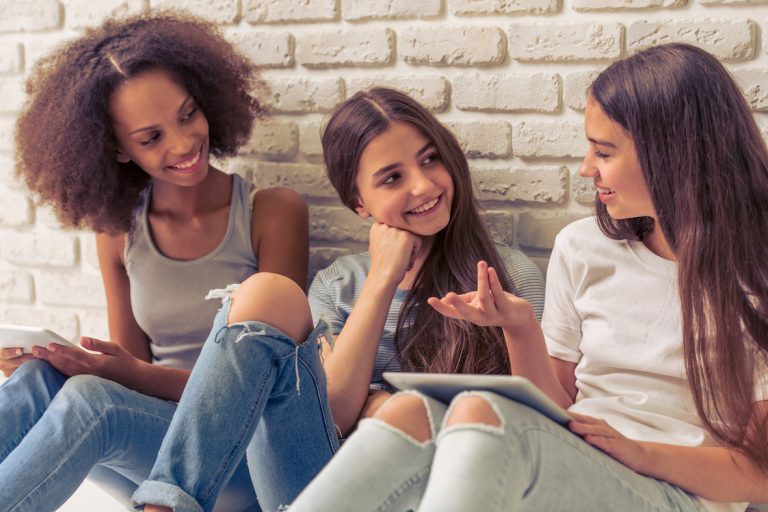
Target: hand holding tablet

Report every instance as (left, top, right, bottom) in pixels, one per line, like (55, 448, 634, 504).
(0, 324, 80, 353)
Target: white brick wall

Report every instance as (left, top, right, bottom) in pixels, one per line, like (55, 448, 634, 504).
(2, 0, 768, 352)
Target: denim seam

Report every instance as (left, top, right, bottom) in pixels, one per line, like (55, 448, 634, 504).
(9, 403, 172, 512)
(295, 355, 337, 450)
(374, 466, 431, 512)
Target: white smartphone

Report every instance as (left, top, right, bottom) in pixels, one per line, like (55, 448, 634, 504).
(0, 324, 80, 353)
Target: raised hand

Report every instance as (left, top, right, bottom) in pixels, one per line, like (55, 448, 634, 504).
(569, 413, 647, 473)
(32, 337, 139, 382)
(427, 260, 534, 329)
(367, 221, 422, 286)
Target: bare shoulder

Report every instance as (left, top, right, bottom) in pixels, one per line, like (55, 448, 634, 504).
(251, 187, 308, 229)
(96, 232, 127, 266)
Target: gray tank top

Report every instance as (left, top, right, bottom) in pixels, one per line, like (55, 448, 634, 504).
(125, 174, 259, 369)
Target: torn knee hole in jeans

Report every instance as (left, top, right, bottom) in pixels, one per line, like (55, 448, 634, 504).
(442, 392, 505, 434)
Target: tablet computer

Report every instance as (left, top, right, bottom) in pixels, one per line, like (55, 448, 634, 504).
(383, 372, 571, 425)
(0, 324, 80, 353)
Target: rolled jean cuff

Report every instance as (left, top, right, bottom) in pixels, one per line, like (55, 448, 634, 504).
(132, 480, 203, 512)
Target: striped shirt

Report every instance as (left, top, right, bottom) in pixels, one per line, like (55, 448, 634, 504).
(308, 245, 545, 390)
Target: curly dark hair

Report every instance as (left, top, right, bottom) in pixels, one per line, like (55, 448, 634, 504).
(15, 10, 266, 234)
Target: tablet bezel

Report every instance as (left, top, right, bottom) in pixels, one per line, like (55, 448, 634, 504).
(0, 324, 79, 353)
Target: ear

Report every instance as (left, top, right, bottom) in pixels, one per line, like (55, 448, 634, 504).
(353, 197, 370, 219)
(115, 148, 130, 164)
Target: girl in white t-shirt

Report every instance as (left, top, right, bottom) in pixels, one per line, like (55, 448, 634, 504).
(289, 43, 768, 512)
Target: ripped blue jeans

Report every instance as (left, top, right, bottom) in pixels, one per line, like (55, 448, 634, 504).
(131, 288, 339, 512)
(290, 391, 706, 512)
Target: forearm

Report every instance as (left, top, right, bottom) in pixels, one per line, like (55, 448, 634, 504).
(636, 442, 768, 503)
(323, 278, 399, 432)
(502, 314, 573, 409)
(113, 360, 191, 402)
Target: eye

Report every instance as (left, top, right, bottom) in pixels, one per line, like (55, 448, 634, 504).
(594, 150, 610, 159)
(382, 172, 402, 185)
(140, 133, 161, 146)
(421, 152, 439, 166)
(180, 107, 198, 122)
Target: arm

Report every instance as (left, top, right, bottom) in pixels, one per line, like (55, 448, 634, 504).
(570, 402, 768, 503)
(321, 222, 420, 434)
(251, 187, 309, 288)
(33, 233, 191, 402)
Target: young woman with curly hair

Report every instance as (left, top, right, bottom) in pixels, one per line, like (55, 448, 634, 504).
(290, 44, 768, 512)
(132, 88, 544, 512)
(0, 11, 307, 512)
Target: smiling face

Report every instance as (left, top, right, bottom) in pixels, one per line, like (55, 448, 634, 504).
(110, 67, 210, 187)
(354, 121, 454, 238)
(579, 96, 657, 221)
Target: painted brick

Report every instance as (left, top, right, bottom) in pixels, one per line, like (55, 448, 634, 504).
(518, 212, 588, 250)
(454, 73, 560, 113)
(701, 0, 768, 4)
(79, 310, 110, 341)
(62, 0, 146, 29)
(571, 167, 595, 204)
(628, 19, 755, 61)
(513, 122, 584, 158)
(309, 246, 353, 285)
(450, 0, 560, 15)
(0, 187, 33, 227)
(0, 43, 22, 75)
(0, 117, 15, 151)
(0, 270, 34, 303)
(0, 78, 26, 114)
(150, 0, 239, 24)
(244, 0, 336, 24)
(251, 162, 336, 199)
(242, 121, 298, 158)
(0, 154, 20, 187)
(400, 26, 505, 66)
(228, 31, 293, 68)
(81, 234, 100, 271)
(0, 1, 61, 33)
(564, 70, 601, 111)
(573, 0, 685, 10)
(36, 205, 65, 230)
(508, 22, 623, 62)
(343, 0, 441, 21)
(444, 121, 512, 158)
(473, 165, 568, 203)
(299, 121, 324, 157)
(484, 210, 517, 246)
(297, 29, 394, 68)
(22, 34, 74, 70)
(1, 231, 77, 267)
(0, 307, 79, 340)
(734, 69, 768, 111)
(310, 206, 370, 242)
(39, 271, 105, 308)
(346, 76, 450, 112)
(264, 77, 343, 113)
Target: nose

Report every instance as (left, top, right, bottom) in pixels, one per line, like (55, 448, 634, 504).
(167, 126, 195, 156)
(579, 148, 597, 178)
(410, 168, 438, 196)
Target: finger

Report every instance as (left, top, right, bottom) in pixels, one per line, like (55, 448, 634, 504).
(477, 261, 490, 299)
(80, 337, 116, 354)
(488, 267, 508, 299)
(0, 347, 25, 359)
(427, 297, 464, 320)
(443, 293, 484, 321)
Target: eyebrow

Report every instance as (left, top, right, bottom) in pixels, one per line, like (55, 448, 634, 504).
(371, 142, 435, 178)
(587, 137, 617, 149)
(128, 95, 193, 135)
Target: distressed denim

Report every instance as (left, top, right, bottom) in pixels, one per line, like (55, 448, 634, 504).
(132, 293, 339, 512)
(0, 359, 257, 512)
(291, 390, 706, 512)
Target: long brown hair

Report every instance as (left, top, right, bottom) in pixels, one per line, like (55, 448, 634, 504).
(15, 11, 266, 234)
(591, 43, 768, 472)
(322, 88, 516, 374)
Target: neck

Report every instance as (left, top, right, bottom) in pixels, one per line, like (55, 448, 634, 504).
(150, 167, 230, 218)
(643, 223, 677, 261)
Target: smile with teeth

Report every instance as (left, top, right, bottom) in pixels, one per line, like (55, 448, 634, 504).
(408, 195, 441, 214)
(597, 186, 615, 195)
(169, 147, 201, 170)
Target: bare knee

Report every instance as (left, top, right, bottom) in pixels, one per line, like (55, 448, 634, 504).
(228, 273, 313, 343)
(445, 395, 501, 428)
(373, 393, 432, 442)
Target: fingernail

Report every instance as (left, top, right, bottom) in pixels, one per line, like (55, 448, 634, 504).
(48, 344, 57, 352)
(15, 348, 23, 356)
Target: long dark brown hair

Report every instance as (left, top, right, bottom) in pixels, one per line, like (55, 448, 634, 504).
(591, 43, 768, 472)
(322, 88, 516, 375)
(15, 11, 266, 235)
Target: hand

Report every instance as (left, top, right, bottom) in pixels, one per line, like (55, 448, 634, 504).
(367, 222, 421, 285)
(0, 347, 37, 377)
(427, 261, 534, 330)
(569, 413, 647, 473)
(32, 337, 140, 382)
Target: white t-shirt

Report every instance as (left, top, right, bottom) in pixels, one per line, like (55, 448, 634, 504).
(542, 217, 767, 512)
